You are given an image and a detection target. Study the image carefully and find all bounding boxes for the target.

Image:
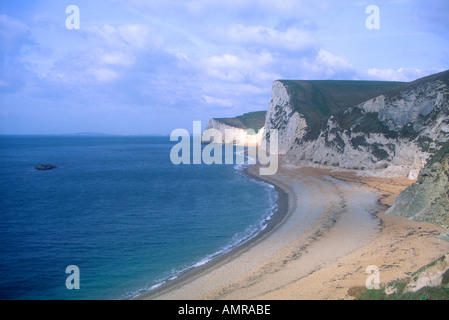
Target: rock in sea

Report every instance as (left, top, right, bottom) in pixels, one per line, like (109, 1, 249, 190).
(35, 164, 57, 171)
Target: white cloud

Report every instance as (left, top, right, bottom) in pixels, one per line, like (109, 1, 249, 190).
(200, 52, 277, 82)
(298, 49, 356, 79)
(363, 67, 445, 82)
(101, 52, 135, 66)
(408, 0, 449, 34)
(0, 14, 33, 92)
(316, 50, 353, 70)
(35, 23, 167, 85)
(123, 0, 328, 20)
(0, 14, 29, 44)
(87, 68, 118, 83)
(2, 0, 448, 134)
(202, 95, 233, 107)
(84, 23, 163, 54)
(116, 24, 163, 49)
(216, 24, 317, 52)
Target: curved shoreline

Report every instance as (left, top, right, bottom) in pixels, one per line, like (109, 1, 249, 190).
(135, 164, 292, 300)
(136, 164, 380, 300)
(136, 164, 449, 300)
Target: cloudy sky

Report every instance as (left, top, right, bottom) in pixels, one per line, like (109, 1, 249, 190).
(1, 0, 448, 134)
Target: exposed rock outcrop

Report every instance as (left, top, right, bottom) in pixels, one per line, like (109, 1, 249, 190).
(203, 70, 449, 299)
(282, 70, 449, 178)
(35, 164, 57, 171)
(386, 142, 449, 235)
(262, 79, 403, 154)
(381, 254, 449, 297)
(261, 81, 308, 154)
(386, 160, 449, 229)
(203, 71, 449, 179)
(404, 254, 449, 293)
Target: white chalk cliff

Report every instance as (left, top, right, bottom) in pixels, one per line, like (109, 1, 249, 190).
(203, 70, 449, 179)
(281, 71, 449, 178)
(261, 81, 308, 154)
(202, 70, 449, 240)
(201, 118, 262, 146)
(201, 111, 266, 147)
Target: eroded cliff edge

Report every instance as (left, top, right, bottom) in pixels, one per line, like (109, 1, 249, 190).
(269, 70, 449, 235)
(203, 69, 449, 237)
(203, 70, 449, 179)
(201, 111, 266, 146)
(262, 79, 404, 154)
(281, 71, 449, 178)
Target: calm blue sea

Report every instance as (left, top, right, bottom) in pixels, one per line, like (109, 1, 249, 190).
(0, 135, 277, 300)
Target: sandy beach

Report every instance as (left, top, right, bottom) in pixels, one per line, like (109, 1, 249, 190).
(138, 164, 449, 300)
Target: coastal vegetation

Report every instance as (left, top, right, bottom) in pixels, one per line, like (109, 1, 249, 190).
(213, 111, 266, 133)
(352, 255, 449, 300)
(280, 80, 404, 125)
(354, 284, 449, 300)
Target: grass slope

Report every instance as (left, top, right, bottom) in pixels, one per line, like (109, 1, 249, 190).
(279, 80, 405, 124)
(214, 111, 267, 132)
(383, 69, 449, 100)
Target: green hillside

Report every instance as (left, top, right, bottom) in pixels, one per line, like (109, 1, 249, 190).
(383, 69, 449, 100)
(214, 111, 266, 133)
(280, 80, 405, 124)
(329, 69, 449, 143)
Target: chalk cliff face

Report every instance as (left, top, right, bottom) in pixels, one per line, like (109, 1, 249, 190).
(201, 111, 266, 146)
(281, 70, 449, 178)
(261, 81, 307, 154)
(201, 118, 261, 146)
(203, 70, 449, 179)
(202, 69, 449, 239)
(262, 79, 404, 154)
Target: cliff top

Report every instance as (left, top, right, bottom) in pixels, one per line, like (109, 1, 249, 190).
(277, 79, 405, 125)
(384, 69, 449, 100)
(213, 111, 266, 132)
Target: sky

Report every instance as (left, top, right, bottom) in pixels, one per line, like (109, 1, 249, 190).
(0, 0, 448, 135)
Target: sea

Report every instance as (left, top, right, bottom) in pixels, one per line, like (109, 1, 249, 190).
(0, 135, 277, 300)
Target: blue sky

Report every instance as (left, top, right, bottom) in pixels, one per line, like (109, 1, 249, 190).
(1, 0, 448, 134)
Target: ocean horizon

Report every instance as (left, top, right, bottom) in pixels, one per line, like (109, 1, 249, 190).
(0, 135, 277, 300)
